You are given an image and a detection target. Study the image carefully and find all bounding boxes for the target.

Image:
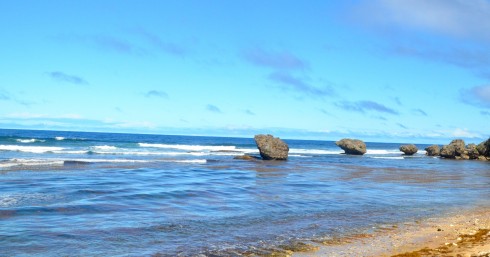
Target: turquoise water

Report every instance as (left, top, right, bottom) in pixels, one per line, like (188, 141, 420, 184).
(0, 129, 489, 256)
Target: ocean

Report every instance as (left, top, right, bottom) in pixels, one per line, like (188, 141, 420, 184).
(0, 129, 489, 256)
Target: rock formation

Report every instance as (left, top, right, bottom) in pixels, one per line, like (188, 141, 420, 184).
(466, 144, 480, 160)
(399, 144, 418, 155)
(254, 134, 289, 160)
(440, 139, 466, 159)
(335, 138, 366, 155)
(425, 145, 440, 156)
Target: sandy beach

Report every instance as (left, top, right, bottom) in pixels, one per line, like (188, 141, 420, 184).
(292, 207, 490, 257)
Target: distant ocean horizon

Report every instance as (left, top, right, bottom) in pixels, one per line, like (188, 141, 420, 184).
(1, 128, 489, 256)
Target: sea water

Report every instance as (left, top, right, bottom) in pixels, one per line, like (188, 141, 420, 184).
(0, 129, 489, 256)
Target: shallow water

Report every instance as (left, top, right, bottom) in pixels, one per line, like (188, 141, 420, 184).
(0, 129, 489, 256)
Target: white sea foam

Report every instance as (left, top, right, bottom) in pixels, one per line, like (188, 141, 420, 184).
(55, 137, 65, 141)
(289, 149, 342, 155)
(92, 145, 118, 151)
(53, 150, 89, 154)
(0, 145, 64, 153)
(16, 139, 44, 143)
(366, 149, 401, 155)
(0, 158, 65, 168)
(138, 143, 237, 152)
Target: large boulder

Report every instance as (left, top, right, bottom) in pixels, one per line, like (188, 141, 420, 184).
(425, 145, 440, 156)
(451, 139, 466, 156)
(335, 138, 366, 155)
(254, 134, 289, 160)
(399, 144, 418, 155)
(477, 138, 490, 157)
(466, 144, 480, 160)
(440, 144, 456, 158)
(440, 139, 466, 159)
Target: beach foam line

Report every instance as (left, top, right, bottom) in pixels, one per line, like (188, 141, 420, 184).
(91, 145, 118, 151)
(0, 145, 64, 153)
(16, 138, 45, 143)
(138, 143, 237, 152)
(289, 149, 342, 155)
(366, 149, 401, 155)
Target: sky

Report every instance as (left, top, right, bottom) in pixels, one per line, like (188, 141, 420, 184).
(1, 0, 489, 143)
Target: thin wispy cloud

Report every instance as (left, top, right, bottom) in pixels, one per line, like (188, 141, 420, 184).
(412, 108, 428, 116)
(145, 90, 168, 98)
(133, 29, 187, 56)
(92, 35, 135, 54)
(336, 100, 399, 115)
(268, 71, 336, 98)
(243, 48, 308, 70)
(0, 91, 10, 101)
(397, 123, 408, 129)
(244, 109, 255, 115)
(481, 110, 490, 116)
(206, 104, 222, 113)
(351, 1, 490, 77)
(460, 85, 490, 108)
(47, 71, 89, 85)
(55, 34, 143, 55)
(391, 45, 490, 72)
(353, 0, 490, 42)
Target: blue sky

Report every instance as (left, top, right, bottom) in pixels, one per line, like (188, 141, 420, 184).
(1, 0, 489, 143)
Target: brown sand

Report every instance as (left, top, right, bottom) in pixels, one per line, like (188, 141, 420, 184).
(292, 207, 490, 257)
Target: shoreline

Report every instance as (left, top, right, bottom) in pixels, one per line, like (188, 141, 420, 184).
(291, 207, 490, 257)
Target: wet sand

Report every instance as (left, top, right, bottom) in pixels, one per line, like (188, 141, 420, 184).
(292, 207, 490, 257)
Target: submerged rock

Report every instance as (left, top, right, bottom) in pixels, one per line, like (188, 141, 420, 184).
(335, 138, 366, 155)
(399, 144, 418, 155)
(425, 145, 440, 156)
(254, 134, 289, 160)
(233, 155, 257, 161)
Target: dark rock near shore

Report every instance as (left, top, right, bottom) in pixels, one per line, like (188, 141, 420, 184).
(399, 144, 418, 155)
(438, 138, 489, 161)
(477, 141, 487, 156)
(440, 139, 467, 159)
(451, 139, 466, 156)
(425, 145, 440, 156)
(233, 155, 258, 161)
(254, 134, 289, 160)
(466, 144, 480, 160)
(477, 138, 490, 157)
(335, 138, 366, 155)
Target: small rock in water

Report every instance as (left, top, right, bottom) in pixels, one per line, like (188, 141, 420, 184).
(335, 138, 366, 155)
(399, 144, 418, 155)
(425, 145, 440, 156)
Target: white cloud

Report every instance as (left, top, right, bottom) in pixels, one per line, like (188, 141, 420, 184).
(355, 0, 490, 42)
(452, 128, 482, 138)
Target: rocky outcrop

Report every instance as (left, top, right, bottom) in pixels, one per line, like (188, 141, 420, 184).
(440, 139, 466, 159)
(425, 145, 440, 156)
(438, 139, 490, 160)
(466, 144, 480, 160)
(399, 144, 418, 155)
(254, 134, 289, 160)
(335, 138, 366, 155)
(476, 138, 490, 158)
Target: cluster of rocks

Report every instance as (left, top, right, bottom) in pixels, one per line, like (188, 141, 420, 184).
(234, 134, 490, 161)
(425, 138, 490, 160)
